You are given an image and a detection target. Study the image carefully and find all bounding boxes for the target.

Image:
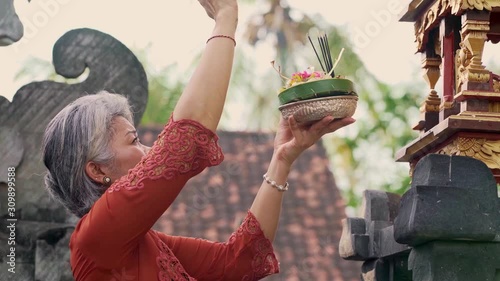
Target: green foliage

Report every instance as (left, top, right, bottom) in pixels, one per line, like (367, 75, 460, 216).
(139, 66, 184, 125)
(132, 46, 189, 126)
(220, 47, 283, 130)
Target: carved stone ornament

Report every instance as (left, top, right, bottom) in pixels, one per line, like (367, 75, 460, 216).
(438, 137, 500, 169)
(0, 28, 148, 280)
(0, 28, 148, 221)
(0, 0, 24, 46)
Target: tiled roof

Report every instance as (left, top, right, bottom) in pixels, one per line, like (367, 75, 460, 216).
(138, 125, 360, 280)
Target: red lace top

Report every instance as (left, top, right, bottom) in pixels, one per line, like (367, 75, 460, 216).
(70, 118, 279, 281)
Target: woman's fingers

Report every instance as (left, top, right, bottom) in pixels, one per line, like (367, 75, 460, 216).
(198, 0, 215, 19)
(288, 115, 355, 145)
(198, 0, 238, 20)
(323, 117, 356, 135)
(309, 116, 335, 135)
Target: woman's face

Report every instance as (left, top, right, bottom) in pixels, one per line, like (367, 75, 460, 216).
(105, 116, 151, 180)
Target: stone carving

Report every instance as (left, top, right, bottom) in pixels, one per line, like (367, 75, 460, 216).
(395, 154, 500, 246)
(0, 28, 148, 280)
(0, 0, 24, 46)
(342, 154, 500, 280)
(339, 190, 411, 280)
(395, 154, 500, 281)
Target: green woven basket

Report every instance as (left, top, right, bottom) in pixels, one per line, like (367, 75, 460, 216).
(278, 78, 356, 106)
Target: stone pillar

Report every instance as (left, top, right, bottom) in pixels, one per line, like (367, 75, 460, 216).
(340, 154, 500, 280)
(394, 154, 500, 281)
(339, 190, 411, 280)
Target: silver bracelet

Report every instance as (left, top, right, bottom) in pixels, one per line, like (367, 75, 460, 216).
(263, 174, 289, 192)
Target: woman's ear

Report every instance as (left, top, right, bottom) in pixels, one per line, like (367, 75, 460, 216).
(85, 161, 106, 184)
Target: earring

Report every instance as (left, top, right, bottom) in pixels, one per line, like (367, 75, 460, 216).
(103, 176, 112, 185)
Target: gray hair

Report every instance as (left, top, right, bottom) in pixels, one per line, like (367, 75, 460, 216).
(42, 91, 133, 217)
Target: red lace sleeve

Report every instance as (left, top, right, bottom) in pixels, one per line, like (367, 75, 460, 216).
(72, 117, 223, 269)
(157, 211, 280, 281)
(108, 117, 223, 192)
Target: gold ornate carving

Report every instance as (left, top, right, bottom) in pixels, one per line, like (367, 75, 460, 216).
(493, 79, 500, 92)
(414, 0, 500, 51)
(440, 100, 455, 110)
(422, 57, 442, 89)
(420, 57, 442, 112)
(455, 19, 491, 91)
(455, 42, 471, 92)
(452, 0, 494, 14)
(439, 137, 500, 169)
(422, 90, 442, 112)
(415, 0, 450, 51)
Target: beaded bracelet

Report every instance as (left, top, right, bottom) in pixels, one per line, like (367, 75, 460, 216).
(206, 35, 236, 46)
(263, 174, 289, 192)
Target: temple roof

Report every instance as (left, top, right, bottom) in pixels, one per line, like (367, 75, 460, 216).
(400, 0, 435, 22)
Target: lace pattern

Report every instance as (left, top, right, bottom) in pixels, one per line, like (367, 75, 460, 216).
(233, 212, 280, 280)
(156, 238, 196, 281)
(108, 118, 223, 193)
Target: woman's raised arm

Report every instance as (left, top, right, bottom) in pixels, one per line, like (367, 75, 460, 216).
(173, 0, 238, 132)
(250, 116, 356, 242)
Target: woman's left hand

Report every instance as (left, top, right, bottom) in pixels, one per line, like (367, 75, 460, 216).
(273, 115, 355, 167)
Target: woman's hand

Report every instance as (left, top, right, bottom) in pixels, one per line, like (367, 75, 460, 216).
(198, 0, 238, 22)
(249, 115, 354, 241)
(273, 115, 356, 167)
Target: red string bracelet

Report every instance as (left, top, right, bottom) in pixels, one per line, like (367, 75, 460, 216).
(206, 35, 236, 46)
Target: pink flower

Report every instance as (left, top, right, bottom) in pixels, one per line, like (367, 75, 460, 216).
(300, 71, 311, 79)
(311, 71, 322, 78)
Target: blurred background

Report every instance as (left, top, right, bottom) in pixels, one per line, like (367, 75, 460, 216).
(1, 0, 498, 215)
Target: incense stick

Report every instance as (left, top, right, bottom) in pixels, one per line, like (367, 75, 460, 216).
(308, 31, 339, 77)
(308, 34, 325, 72)
(324, 34, 334, 77)
(329, 48, 345, 77)
(318, 36, 330, 72)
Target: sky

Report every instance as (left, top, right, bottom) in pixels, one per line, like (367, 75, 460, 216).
(0, 0, 427, 101)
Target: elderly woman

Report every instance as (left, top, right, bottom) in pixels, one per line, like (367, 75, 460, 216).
(42, 0, 354, 280)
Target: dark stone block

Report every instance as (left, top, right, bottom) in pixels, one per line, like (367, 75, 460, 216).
(340, 218, 370, 260)
(409, 241, 500, 281)
(394, 154, 500, 245)
(0, 0, 24, 46)
(35, 227, 74, 281)
(340, 190, 410, 261)
(361, 254, 412, 281)
(0, 263, 34, 281)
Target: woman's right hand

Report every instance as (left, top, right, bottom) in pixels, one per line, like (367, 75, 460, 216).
(273, 116, 356, 167)
(198, 0, 238, 22)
